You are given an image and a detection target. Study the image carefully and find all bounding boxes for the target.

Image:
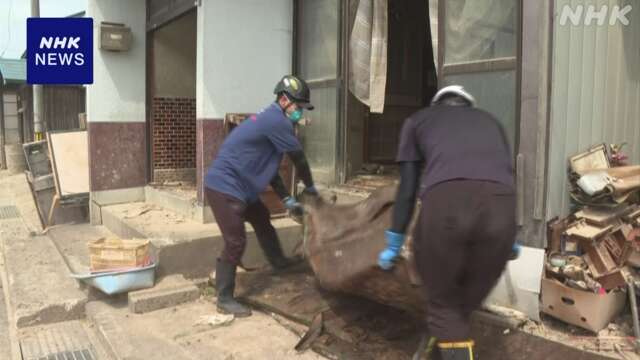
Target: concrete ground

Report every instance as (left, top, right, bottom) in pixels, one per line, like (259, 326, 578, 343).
(1, 168, 630, 359)
(0, 247, 13, 360)
(88, 298, 325, 360)
(0, 171, 327, 359)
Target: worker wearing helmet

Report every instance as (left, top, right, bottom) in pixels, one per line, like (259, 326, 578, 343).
(205, 75, 318, 317)
(378, 85, 516, 359)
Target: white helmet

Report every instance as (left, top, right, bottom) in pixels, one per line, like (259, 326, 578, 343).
(431, 85, 476, 107)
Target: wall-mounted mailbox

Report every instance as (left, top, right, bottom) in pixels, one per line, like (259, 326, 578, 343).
(100, 22, 132, 52)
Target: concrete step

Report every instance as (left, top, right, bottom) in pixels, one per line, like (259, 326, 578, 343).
(101, 201, 303, 279)
(145, 185, 214, 224)
(0, 218, 86, 329)
(128, 274, 200, 314)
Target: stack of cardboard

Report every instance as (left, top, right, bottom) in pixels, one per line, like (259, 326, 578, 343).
(542, 144, 640, 332)
(568, 144, 640, 207)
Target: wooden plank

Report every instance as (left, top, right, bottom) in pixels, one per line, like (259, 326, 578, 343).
(47, 130, 89, 196)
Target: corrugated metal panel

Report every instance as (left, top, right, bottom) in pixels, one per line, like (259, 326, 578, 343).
(0, 58, 26, 85)
(547, 0, 640, 219)
(430, 0, 439, 70)
(43, 86, 85, 131)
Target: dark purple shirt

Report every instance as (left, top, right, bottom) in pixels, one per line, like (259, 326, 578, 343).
(396, 105, 515, 197)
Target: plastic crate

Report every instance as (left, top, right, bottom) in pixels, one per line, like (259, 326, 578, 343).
(89, 238, 151, 272)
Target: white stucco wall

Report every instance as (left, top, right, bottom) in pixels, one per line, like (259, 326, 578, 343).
(87, 0, 146, 123)
(196, 0, 293, 119)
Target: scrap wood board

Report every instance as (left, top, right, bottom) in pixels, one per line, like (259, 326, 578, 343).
(235, 264, 610, 360)
(47, 130, 89, 196)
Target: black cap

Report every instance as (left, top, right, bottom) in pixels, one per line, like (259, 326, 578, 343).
(274, 75, 314, 110)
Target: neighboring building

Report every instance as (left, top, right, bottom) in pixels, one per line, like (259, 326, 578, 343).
(17, 10, 89, 143)
(0, 57, 26, 170)
(87, 0, 640, 248)
(0, 56, 87, 171)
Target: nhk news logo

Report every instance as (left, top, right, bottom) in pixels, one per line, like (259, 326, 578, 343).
(27, 17, 93, 84)
(559, 4, 633, 26)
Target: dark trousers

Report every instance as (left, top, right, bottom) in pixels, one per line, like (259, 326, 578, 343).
(414, 180, 516, 341)
(205, 188, 279, 266)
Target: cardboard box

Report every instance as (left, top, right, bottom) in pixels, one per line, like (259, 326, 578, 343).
(541, 278, 626, 332)
(575, 207, 628, 227)
(602, 226, 633, 265)
(596, 269, 627, 291)
(584, 241, 618, 277)
(564, 219, 612, 242)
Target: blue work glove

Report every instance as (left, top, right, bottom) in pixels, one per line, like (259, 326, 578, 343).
(303, 185, 319, 196)
(378, 230, 405, 270)
(283, 196, 304, 217)
(509, 243, 522, 261)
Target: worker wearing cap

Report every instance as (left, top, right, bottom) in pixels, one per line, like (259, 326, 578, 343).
(378, 86, 516, 359)
(205, 75, 318, 317)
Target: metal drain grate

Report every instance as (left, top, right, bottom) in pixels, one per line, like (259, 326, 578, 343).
(35, 349, 94, 360)
(0, 205, 19, 219)
(19, 321, 98, 360)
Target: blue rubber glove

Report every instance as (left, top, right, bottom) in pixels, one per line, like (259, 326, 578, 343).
(283, 196, 303, 217)
(378, 230, 405, 270)
(303, 185, 319, 196)
(509, 243, 522, 261)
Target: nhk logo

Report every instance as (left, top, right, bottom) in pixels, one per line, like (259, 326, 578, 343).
(27, 18, 93, 84)
(559, 5, 632, 26)
(35, 37, 85, 66)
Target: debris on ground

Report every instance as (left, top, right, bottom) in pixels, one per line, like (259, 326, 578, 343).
(483, 304, 529, 326)
(123, 204, 159, 219)
(120, 203, 186, 225)
(307, 141, 640, 357)
(538, 143, 640, 357)
(194, 313, 235, 328)
(149, 182, 198, 199)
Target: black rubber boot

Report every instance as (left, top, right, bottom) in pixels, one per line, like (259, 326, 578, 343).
(215, 259, 252, 317)
(257, 236, 295, 271)
(437, 341, 475, 360)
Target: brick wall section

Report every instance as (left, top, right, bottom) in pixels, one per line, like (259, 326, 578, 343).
(152, 97, 196, 172)
(153, 168, 196, 184)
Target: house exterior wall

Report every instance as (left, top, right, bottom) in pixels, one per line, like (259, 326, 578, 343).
(87, 0, 147, 198)
(195, 0, 293, 202)
(195, 0, 293, 120)
(547, 0, 640, 219)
